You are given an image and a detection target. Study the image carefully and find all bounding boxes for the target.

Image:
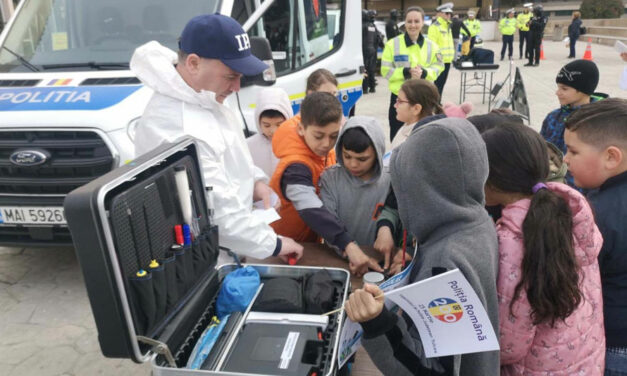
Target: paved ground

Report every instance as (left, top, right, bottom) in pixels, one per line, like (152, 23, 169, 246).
(0, 40, 624, 376)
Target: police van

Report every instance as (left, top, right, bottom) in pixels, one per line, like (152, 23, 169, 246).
(0, 0, 363, 246)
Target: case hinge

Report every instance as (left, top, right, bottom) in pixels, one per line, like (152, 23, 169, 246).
(137, 336, 177, 367)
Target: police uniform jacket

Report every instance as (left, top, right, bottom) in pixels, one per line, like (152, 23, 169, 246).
(380, 33, 444, 95)
(428, 16, 455, 63)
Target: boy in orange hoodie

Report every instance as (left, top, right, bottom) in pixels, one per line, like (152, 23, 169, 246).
(270, 92, 382, 276)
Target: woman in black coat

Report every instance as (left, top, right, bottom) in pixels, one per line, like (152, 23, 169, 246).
(568, 11, 582, 58)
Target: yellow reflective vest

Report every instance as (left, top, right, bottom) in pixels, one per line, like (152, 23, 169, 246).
(427, 17, 454, 63)
(461, 19, 481, 37)
(380, 33, 445, 95)
(499, 17, 517, 36)
(517, 12, 531, 32)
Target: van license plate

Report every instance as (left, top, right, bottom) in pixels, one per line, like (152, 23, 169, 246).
(0, 207, 66, 225)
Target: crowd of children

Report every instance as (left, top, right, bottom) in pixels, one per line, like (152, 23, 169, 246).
(244, 62, 626, 375)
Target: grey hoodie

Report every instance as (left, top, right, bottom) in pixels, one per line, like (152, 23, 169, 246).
(360, 117, 500, 376)
(319, 116, 390, 246)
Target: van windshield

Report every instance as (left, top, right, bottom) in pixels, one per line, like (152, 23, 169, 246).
(0, 0, 219, 72)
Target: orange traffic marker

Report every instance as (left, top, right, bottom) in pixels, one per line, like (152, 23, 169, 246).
(583, 38, 593, 60)
(540, 41, 545, 60)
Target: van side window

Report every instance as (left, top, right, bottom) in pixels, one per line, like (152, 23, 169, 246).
(241, 0, 345, 76)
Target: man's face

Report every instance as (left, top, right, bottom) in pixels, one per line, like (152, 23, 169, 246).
(195, 58, 243, 103)
(259, 115, 285, 140)
(564, 129, 608, 189)
(298, 121, 341, 157)
(342, 145, 377, 180)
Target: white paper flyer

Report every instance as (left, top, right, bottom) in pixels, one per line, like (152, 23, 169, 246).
(385, 269, 500, 358)
(338, 267, 499, 368)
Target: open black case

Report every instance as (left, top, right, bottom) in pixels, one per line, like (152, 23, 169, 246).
(64, 138, 350, 376)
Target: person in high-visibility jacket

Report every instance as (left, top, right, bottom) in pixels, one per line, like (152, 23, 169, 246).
(428, 2, 455, 96)
(381, 5, 444, 142)
(462, 10, 481, 50)
(517, 5, 532, 59)
(499, 9, 517, 61)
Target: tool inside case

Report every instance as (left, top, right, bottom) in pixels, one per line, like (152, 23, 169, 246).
(64, 139, 350, 376)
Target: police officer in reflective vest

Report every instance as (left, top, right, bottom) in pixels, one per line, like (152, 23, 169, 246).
(362, 10, 380, 94)
(428, 2, 454, 96)
(462, 10, 481, 50)
(381, 6, 444, 141)
(499, 9, 517, 61)
(517, 5, 533, 59)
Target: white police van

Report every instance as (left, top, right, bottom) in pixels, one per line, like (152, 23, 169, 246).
(0, 0, 363, 246)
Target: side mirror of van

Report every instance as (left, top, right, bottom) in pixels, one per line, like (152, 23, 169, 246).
(241, 37, 276, 88)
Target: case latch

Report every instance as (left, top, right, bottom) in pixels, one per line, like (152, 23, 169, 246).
(137, 335, 177, 367)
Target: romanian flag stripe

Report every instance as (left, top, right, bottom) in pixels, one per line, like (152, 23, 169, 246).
(48, 79, 72, 86)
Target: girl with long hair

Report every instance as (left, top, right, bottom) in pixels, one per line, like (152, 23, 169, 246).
(390, 78, 443, 149)
(481, 123, 605, 375)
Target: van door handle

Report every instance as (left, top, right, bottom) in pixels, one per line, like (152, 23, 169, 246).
(334, 69, 357, 77)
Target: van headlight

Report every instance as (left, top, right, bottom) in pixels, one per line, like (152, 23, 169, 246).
(126, 117, 140, 142)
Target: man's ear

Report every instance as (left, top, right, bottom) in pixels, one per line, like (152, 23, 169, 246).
(185, 54, 201, 74)
(605, 146, 624, 170)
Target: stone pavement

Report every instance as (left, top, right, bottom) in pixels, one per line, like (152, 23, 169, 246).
(0, 39, 624, 376)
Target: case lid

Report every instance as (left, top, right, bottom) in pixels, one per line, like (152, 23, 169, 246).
(64, 138, 220, 363)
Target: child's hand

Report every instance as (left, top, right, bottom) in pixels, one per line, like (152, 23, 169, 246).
(345, 242, 383, 277)
(346, 284, 384, 323)
(389, 249, 413, 276)
(374, 226, 396, 269)
(253, 181, 280, 210)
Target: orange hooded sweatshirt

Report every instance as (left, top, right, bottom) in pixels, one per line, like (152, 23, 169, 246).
(269, 115, 336, 241)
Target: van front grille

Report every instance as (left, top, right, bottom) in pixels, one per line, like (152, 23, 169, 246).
(0, 130, 115, 194)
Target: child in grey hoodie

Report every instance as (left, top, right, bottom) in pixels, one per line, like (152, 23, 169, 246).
(320, 116, 390, 250)
(345, 117, 500, 376)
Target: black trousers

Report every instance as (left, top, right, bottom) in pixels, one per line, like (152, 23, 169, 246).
(501, 35, 513, 59)
(388, 93, 404, 142)
(569, 34, 578, 57)
(528, 36, 542, 65)
(362, 49, 377, 92)
(470, 36, 476, 50)
(434, 62, 451, 96)
(519, 30, 529, 58)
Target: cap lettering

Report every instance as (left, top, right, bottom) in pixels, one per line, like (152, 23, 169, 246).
(235, 33, 250, 51)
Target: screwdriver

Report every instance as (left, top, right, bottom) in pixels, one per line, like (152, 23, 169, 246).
(127, 207, 147, 277)
(142, 204, 159, 269)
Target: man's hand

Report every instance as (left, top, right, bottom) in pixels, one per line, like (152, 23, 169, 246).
(345, 242, 383, 277)
(621, 52, 627, 62)
(253, 181, 280, 210)
(345, 284, 384, 323)
(374, 226, 396, 269)
(277, 236, 303, 264)
(389, 249, 413, 276)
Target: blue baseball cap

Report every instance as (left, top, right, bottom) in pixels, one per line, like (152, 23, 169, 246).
(179, 14, 268, 76)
